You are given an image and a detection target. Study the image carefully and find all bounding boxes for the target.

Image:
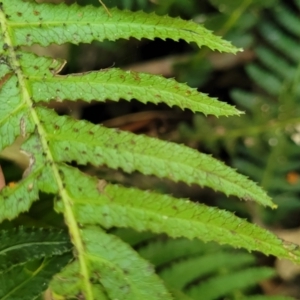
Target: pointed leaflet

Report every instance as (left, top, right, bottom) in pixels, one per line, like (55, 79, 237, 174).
(50, 227, 172, 300)
(56, 165, 300, 264)
(158, 252, 254, 290)
(38, 108, 274, 207)
(18, 53, 241, 116)
(137, 238, 219, 267)
(3, 0, 240, 54)
(0, 253, 72, 300)
(112, 228, 156, 247)
(0, 227, 72, 271)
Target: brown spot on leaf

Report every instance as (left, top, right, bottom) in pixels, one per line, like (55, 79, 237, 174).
(0, 72, 13, 90)
(97, 180, 107, 193)
(27, 183, 33, 191)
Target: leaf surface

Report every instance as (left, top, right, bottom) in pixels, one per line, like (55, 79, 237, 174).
(37, 108, 273, 207)
(16, 53, 242, 116)
(57, 165, 300, 264)
(4, 0, 240, 53)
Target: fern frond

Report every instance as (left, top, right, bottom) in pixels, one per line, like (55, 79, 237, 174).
(4, 0, 240, 53)
(50, 226, 172, 300)
(0, 227, 71, 270)
(186, 267, 275, 300)
(0, 0, 295, 298)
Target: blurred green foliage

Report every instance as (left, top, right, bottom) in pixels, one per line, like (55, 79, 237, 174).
(178, 0, 300, 226)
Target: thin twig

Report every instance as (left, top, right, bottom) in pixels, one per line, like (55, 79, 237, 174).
(98, 0, 112, 17)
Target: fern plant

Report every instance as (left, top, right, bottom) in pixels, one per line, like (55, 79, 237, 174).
(0, 0, 300, 299)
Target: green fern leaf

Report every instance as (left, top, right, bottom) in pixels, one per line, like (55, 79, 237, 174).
(186, 267, 275, 300)
(50, 226, 172, 300)
(246, 64, 282, 96)
(0, 227, 71, 271)
(57, 165, 300, 263)
(22, 53, 240, 116)
(0, 253, 71, 300)
(37, 108, 273, 207)
(4, 0, 240, 53)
